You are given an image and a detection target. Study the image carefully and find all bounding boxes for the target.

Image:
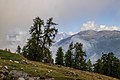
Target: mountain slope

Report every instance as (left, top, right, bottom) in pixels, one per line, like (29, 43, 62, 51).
(54, 32, 71, 43)
(51, 30, 120, 63)
(0, 50, 118, 80)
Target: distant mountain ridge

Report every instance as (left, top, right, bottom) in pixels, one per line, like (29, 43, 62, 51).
(54, 32, 71, 43)
(51, 30, 120, 63)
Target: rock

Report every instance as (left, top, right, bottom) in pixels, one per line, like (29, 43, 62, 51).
(64, 71, 79, 77)
(9, 70, 28, 78)
(50, 70, 52, 72)
(9, 60, 13, 62)
(48, 70, 53, 73)
(21, 60, 32, 65)
(18, 77, 25, 80)
(0, 69, 9, 79)
(26, 77, 34, 80)
(75, 74, 79, 77)
(0, 66, 2, 68)
(97, 76, 102, 79)
(33, 77, 40, 80)
(34, 70, 37, 72)
(21, 67, 24, 70)
(57, 65, 62, 68)
(40, 76, 45, 79)
(22, 60, 26, 62)
(14, 61, 19, 63)
(0, 70, 9, 76)
(4, 66, 8, 69)
(26, 77, 41, 80)
(0, 74, 5, 78)
(45, 78, 55, 80)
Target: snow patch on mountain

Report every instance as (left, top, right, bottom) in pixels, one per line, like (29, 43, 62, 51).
(54, 32, 72, 42)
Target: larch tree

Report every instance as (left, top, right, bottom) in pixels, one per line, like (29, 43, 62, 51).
(22, 17, 58, 62)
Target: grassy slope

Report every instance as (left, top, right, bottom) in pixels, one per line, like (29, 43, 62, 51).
(0, 49, 118, 80)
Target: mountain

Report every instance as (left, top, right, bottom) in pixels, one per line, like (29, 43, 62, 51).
(54, 32, 72, 42)
(51, 30, 120, 63)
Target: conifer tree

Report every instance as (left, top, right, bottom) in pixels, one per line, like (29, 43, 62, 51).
(22, 17, 58, 62)
(55, 47, 64, 66)
(93, 52, 120, 79)
(16, 45, 21, 53)
(65, 42, 74, 67)
(42, 18, 58, 62)
(93, 58, 103, 74)
(74, 42, 87, 70)
(86, 59, 93, 72)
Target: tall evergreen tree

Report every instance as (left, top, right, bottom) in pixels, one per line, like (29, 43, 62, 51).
(74, 42, 87, 70)
(86, 59, 93, 72)
(16, 45, 21, 53)
(55, 47, 64, 66)
(93, 58, 103, 74)
(42, 18, 58, 61)
(65, 42, 74, 67)
(22, 17, 43, 61)
(22, 17, 58, 62)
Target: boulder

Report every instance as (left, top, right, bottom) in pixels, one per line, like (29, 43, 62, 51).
(9, 60, 13, 62)
(26, 77, 34, 80)
(18, 77, 25, 80)
(9, 70, 28, 78)
(64, 71, 79, 77)
(0, 70, 9, 76)
(21, 60, 32, 65)
(14, 61, 19, 63)
(45, 78, 55, 80)
(4, 66, 8, 70)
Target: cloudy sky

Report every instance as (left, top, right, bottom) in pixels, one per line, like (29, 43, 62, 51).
(0, 0, 120, 51)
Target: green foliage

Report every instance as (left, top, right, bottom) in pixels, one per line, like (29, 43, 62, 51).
(16, 45, 21, 53)
(65, 42, 74, 67)
(74, 42, 87, 70)
(22, 17, 58, 62)
(55, 47, 64, 65)
(93, 52, 120, 79)
(64, 42, 88, 71)
(86, 59, 93, 72)
(93, 59, 103, 74)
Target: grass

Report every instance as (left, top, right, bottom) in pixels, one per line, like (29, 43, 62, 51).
(0, 50, 26, 61)
(0, 49, 118, 80)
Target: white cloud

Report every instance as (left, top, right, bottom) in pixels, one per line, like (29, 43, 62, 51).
(2, 30, 29, 52)
(0, 0, 118, 33)
(80, 21, 120, 31)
